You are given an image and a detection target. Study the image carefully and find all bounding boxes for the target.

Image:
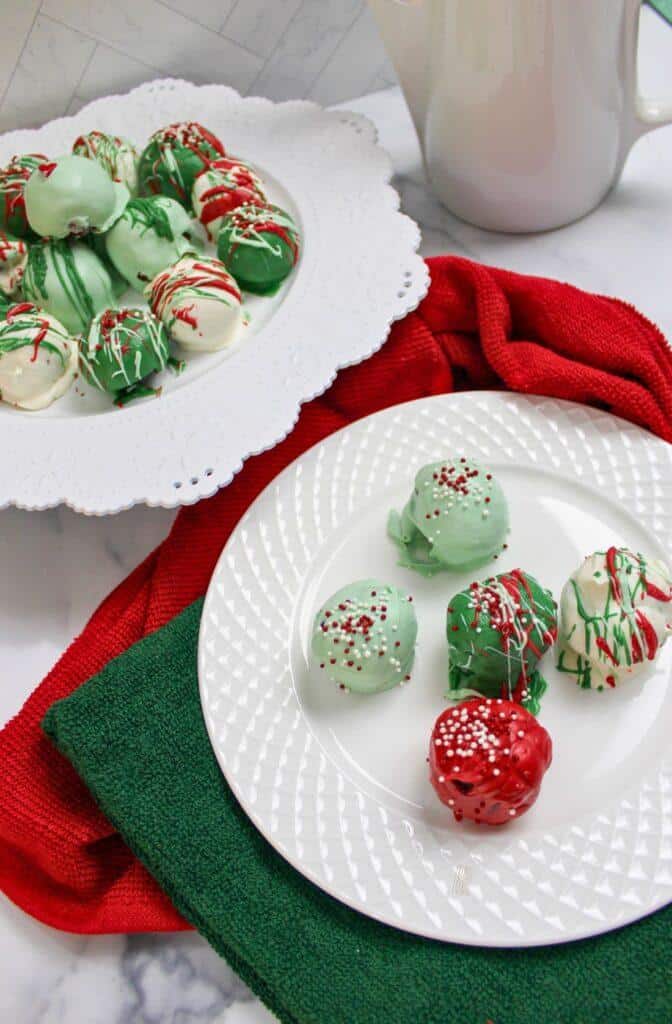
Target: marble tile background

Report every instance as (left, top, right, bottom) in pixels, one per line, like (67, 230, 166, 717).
(0, 0, 396, 133)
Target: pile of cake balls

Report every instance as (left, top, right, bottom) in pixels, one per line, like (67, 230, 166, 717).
(0, 122, 300, 411)
(311, 457, 672, 827)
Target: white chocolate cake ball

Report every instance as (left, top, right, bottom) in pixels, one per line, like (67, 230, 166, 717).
(557, 546, 672, 690)
(0, 302, 77, 410)
(146, 255, 243, 353)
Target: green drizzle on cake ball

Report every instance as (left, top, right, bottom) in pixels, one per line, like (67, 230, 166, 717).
(80, 307, 170, 405)
(24, 155, 129, 239)
(0, 154, 47, 239)
(0, 302, 77, 410)
(311, 580, 418, 694)
(446, 569, 558, 715)
(138, 121, 225, 210)
(388, 458, 509, 576)
(72, 130, 140, 196)
(23, 239, 116, 335)
(104, 195, 202, 289)
(217, 202, 300, 294)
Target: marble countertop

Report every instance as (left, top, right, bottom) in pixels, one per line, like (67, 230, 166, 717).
(2, 9, 672, 1022)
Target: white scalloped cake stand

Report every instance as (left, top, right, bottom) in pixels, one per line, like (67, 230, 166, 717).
(199, 392, 672, 947)
(0, 79, 427, 514)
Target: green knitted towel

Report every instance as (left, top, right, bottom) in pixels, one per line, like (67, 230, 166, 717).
(43, 600, 670, 1024)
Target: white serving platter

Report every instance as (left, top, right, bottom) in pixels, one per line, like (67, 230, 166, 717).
(0, 79, 427, 514)
(199, 392, 672, 947)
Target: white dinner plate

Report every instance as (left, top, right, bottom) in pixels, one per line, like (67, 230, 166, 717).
(199, 392, 672, 947)
(0, 79, 427, 514)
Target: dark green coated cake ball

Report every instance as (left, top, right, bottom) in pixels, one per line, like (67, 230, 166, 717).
(138, 122, 225, 210)
(446, 569, 558, 715)
(217, 202, 300, 295)
(79, 307, 170, 405)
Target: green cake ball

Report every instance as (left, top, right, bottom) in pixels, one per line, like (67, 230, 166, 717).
(138, 121, 225, 209)
(311, 580, 418, 694)
(72, 130, 139, 195)
(147, 255, 242, 353)
(24, 155, 129, 239)
(80, 307, 170, 405)
(104, 196, 202, 289)
(0, 154, 47, 239)
(0, 232, 28, 298)
(388, 458, 509, 576)
(23, 239, 116, 335)
(0, 302, 77, 410)
(217, 202, 300, 294)
(446, 569, 558, 715)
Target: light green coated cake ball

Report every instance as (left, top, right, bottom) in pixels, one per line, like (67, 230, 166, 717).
(23, 240, 116, 335)
(24, 155, 128, 239)
(104, 196, 202, 289)
(388, 458, 509, 577)
(311, 579, 418, 694)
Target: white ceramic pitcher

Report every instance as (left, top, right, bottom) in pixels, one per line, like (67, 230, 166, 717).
(368, 0, 672, 231)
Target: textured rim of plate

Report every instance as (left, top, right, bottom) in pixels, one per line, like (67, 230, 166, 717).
(199, 392, 672, 948)
(0, 78, 428, 515)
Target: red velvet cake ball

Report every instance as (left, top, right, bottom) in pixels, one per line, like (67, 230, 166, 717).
(429, 698, 552, 825)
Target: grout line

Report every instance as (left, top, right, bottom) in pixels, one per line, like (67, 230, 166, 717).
(305, 3, 368, 99)
(68, 41, 99, 110)
(37, 12, 165, 79)
(246, 0, 305, 93)
(150, 0, 263, 61)
(249, 0, 368, 99)
(0, 2, 41, 112)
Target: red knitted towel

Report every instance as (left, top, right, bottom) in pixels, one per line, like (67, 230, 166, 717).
(1, 256, 671, 935)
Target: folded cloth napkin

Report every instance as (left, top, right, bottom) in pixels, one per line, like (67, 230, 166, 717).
(1, 256, 672, 937)
(43, 600, 671, 1024)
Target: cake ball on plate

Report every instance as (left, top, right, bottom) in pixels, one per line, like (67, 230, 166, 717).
(557, 546, 672, 690)
(24, 155, 129, 239)
(0, 232, 28, 299)
(429, 698, 552, 825)
(0, 153, 47, 238)
(138, 121, 225, 209)
(446, 569, 557, 715)
(0, 302, 77, 410)
(23, 240, 116, 335)
(72, 130, 139, 195)
(388, 458, 509, 576)
(311, 580, 418, 694)
(217, 202, 300, 294)
(146, 255, 243, 353)
(104, 196, 202, 289)
(192, 156, 266, 240)
(80, 307, 170, 405)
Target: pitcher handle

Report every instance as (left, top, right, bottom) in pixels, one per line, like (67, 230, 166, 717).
(627, 0, 672, 138)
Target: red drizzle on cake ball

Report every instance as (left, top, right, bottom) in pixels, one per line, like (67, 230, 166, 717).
(429, 698, 552, 825)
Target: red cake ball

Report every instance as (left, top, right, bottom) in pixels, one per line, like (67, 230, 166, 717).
(429, 698, 552, 825)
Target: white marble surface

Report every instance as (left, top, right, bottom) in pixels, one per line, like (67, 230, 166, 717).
(1, 8, 672, 1021)
(0, 0, 396, 131)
